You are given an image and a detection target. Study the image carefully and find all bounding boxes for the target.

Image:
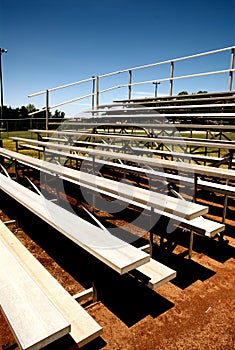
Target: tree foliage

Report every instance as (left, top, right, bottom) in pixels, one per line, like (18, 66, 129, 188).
(178, 91, 189, 95)
(1, 104, 65, 120)
(178, 90, 208, 95)
(0, 104, 65, 131)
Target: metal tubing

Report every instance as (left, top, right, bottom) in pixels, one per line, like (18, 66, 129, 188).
(46, 90, 49, 131)
(0, 53, 3, 138)
(28, 76, 94, 97)
(98, 45, 235, 78)
(228, 48, 235, 91)
(95, 76, 99, 109)
(0, 49, 7, 142)
(92, 76, 95, 110)
(170, 61, 174, 96)
(188, 231, 194, 259)
(128, 70, 132, 100)
(149, 207, 154, 257)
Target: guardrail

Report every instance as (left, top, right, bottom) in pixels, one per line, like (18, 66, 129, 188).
(28, 46, 235, 128)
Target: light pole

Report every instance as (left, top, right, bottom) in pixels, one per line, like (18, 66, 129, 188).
(0, 48, 7, 147)
(153, 82, 160, 97)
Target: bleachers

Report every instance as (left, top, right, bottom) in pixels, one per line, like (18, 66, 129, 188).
(1, 47, 235, 350)
(11, 132, 235, 170)
(81, 90, 235, 124)
(0, 170, 179, 287)
(0, 148, 209, 220)
(7, 141, 234, 204)
(114, 90, 235, 104)
(9, 137, 235, 181)
(0, 129, 235, 348)
(0, 148, 226, 259)
(0, 220, 102, 348)
(0, 172, 150, 275)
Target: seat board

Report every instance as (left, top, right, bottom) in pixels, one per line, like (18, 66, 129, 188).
(0, 220, 102, 347)
(0, 173, 150, 274)
(0, 238, 70, 350)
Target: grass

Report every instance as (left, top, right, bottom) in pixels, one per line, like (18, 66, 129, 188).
(1, 131, 37, 151)
(1, 131, 39, 159)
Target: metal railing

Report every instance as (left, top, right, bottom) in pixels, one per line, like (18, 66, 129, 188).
(28, 46, 235, 128)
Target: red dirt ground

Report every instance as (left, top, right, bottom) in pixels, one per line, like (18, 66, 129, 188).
(0, 188, 234, 350)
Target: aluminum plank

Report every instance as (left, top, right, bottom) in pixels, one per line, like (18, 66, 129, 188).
(0, 239, 70, 350)
(0, 221, 102, 347)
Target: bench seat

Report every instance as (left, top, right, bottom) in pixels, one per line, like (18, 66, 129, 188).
(79, 182, 225, 238)
(0, 173, 150, 274)
(9, 137, 235, 181)
(8, 144, 235, 198)
(0, 148, 208, 220)
(0, 220, 102, 347)
(0, 236, 70, 350)
(133, 258, 176, 289)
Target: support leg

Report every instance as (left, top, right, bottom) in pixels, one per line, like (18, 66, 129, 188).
(188, 230, 194, 259)
(149, 207, 154, 257)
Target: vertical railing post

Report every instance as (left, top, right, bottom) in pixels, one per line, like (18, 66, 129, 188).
(45, 89, 49, 131)
(0, 49, 8, 145)
(228, 47, 235, 91)
(169, 61, 174, 96)
(95, 76, 99, 109)
(91, 76, 95, 110)
(0, 52, 3, 144)
(128, 70, 132, 100)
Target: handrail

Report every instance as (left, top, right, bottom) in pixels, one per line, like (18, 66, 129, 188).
(28, 46, 235, 127)
(28, 77, 95, 97)
(100, 68, 235, 92)
(98, 46, 235, 78)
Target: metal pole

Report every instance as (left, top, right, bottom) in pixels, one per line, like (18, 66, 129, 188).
(228, 48, 235, 91)
(128, 70, 132, 100)
(0, 53, 3, 144)
(95, 76, 99, 109)
(45, 89, 49, 131)
(91, 76, 95, 110)
(188, 231, 194, 259)
(0, 48, 7, 146)
(169, 61, 174, 96)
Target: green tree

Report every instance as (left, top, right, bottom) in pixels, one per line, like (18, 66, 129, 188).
(52, 109, 65, 118)
(178, 91, 189, 95)
(19, 106, 28, 118)
(26, 104, 37, 113)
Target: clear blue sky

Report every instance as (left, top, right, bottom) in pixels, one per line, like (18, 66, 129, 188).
(1, 0, 235, 116)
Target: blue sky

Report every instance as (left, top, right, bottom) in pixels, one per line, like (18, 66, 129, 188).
(1, 0, 235, 116)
